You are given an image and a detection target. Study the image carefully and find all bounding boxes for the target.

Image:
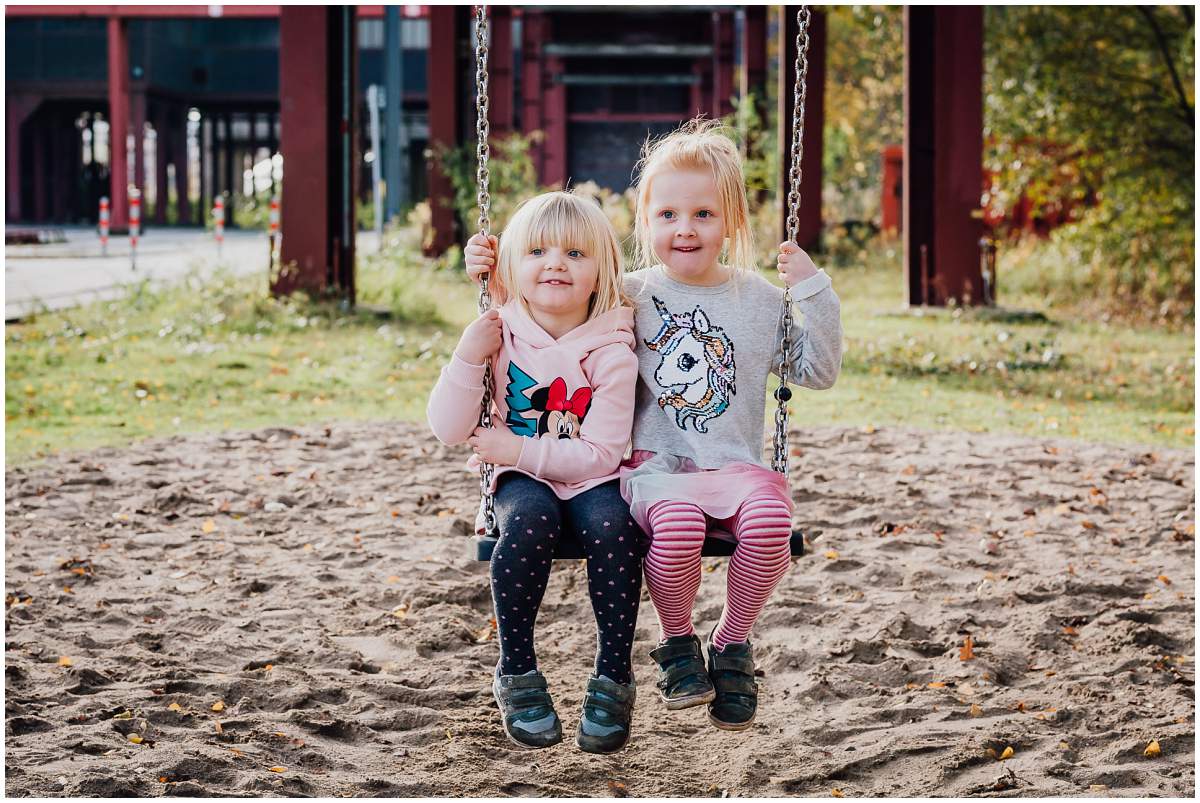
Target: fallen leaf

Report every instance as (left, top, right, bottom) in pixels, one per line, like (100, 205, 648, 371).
(128, 734, 144, 744)
(211, 701, 225, 712)
(927, 681, 946, 688)
(392, 602, 410, 619)
(999, 745, 1014, 760)
(167, 702, 182, 712)
(201, 519, 216, 534)
(969, 704, 983, 717)
(1081, 520, 1097, 530)
(268, 766, 287, 773)
(1062, 625, 1079, 636)
(607, 780, 629, 797)
(824, 550, 839, 560)
(57, 656, 73, 667)
(158, 776, 169, 783)
(959, 635, 975, 662)
(1157, 575, 1172, 586)
(831, 789, 845, 798)
(1144, 740, 1161, 757)
(985, 747, 998, 759)
(1015, 701, 1026, 712)
(385, 575, 400, 584)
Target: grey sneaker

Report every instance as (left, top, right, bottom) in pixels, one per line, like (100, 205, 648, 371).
(575, 675, 636, 754)
(705, 633, 758, 731)
(649, 634, 716, 710)
(492, 668, 563, 749)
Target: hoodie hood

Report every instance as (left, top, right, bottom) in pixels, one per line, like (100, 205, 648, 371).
(500, 300, 635, 358)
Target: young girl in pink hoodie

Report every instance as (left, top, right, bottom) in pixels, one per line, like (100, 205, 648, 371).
(428, 191, 642, 754)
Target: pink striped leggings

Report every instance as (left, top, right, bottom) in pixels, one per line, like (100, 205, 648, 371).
(644, 493, 793, 651)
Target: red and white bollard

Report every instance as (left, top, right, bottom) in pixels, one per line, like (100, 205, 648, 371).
(99, 196, 110, 256)
(129, 187, 141, 271)
(213, 196, 225, 257)
(268, 194, 280, 268)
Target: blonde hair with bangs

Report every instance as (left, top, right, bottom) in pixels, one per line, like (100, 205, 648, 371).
(493, 191, 627, 320)
(632, 117, 755, 272)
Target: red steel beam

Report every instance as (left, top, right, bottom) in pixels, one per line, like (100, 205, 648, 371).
(903, 7, 984, 306)
(107, 15, 130, 231)
(426, 5, 462, 254)
(488, 5, 514, 137)
(521, 10, 547, 183)
(277, 6, 359, 297)
(6, 5, 281, 17)
(778, 7, 825, 251)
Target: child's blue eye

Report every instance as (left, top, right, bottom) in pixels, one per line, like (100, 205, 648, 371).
(660, 210, 675, 220)
(567, 249, 584, 258)
(697, 210, 712, 218)
(530, 248, 543, 256)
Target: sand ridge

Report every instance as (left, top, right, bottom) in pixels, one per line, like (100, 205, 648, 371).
(4, 422, 1194, 796)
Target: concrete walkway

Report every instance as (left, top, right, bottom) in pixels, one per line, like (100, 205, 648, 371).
(4, 226, 274, 320)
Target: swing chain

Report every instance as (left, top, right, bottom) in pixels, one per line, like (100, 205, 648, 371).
(773, 5, 811, 476)
(474, 5, 497, 536)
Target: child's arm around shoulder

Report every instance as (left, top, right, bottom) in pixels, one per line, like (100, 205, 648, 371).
(427, 309, 502, 445)
(514, 343, 638, 484)
(774, 242, 843, 390)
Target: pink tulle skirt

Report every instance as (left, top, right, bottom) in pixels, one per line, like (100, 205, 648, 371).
(618, 450, 792, 535)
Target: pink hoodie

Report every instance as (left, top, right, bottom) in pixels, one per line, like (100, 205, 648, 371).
(428, 300, 638, 520)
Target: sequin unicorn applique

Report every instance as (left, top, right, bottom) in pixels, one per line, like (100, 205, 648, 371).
(643, 296, 736, 433)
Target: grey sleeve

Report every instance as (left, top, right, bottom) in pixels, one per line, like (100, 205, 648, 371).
(771, 276, 843, 390)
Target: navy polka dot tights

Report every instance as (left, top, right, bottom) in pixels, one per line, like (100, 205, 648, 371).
(490, 474, 646, 685)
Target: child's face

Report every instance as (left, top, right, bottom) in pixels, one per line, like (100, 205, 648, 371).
(515, 242, 599, 321)
(646, 168, 727, 284)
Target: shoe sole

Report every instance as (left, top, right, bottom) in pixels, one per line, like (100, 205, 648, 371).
(707, 710, 756, 731)
(660, 687, 716, 710)
(574, 733, 628, 754)
(493, 687, 562, 749)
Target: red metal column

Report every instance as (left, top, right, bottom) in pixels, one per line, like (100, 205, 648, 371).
(488, 5, 514, 137)
(713, 10, 736, 118)
(881, 145, 903, 237)
(5, 96, 40, 222)
(521, 10, 547, 182)
(903, 7, 983, 306)
(277, 6, 357, 297)
(426, 5, 462, 254)
(778, 7, 825, 251)
(741, 6, 767, 113)
(107, 15, 130, 231)
(543, 54, 567, 188)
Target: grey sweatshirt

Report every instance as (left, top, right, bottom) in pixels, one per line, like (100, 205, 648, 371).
(623, 265, 843, 470)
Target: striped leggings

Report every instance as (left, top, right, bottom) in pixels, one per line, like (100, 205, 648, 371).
(644, 493, 793, 651)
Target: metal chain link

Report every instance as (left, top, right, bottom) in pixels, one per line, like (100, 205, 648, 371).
(773, 6, 811, 476)
(474, 5, 497, 536)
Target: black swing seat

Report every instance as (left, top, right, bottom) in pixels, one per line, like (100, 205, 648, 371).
(472, 528, 805, 562)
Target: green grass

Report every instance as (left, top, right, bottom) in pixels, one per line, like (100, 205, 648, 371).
(5, 231, 1193, 465)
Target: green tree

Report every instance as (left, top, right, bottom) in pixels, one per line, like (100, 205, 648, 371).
(984, 6, 1195, 321)
(823, 6, 905, 226)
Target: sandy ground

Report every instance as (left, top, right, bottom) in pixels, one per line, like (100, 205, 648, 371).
(4, 422, 1194, 797)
